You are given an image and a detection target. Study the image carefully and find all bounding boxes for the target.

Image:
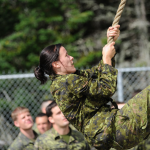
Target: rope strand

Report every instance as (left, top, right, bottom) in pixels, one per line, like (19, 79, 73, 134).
(107, 0, 127, 67)
(107, 0, 126, 44)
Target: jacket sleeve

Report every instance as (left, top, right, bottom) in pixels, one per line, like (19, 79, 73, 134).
(8, 142, 23, 150)
(76, 60, 112, 79)
(34, 140, 40, 150)
(67, 63, 118, 98)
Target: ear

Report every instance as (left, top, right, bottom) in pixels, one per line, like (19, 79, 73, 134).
(52, 61, 60, 69)
(48, 116, 54, 124)
(14, 120, 20, 128)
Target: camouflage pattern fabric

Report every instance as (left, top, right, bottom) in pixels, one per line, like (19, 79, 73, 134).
(8, 130, 38, 150)
(50, 60, 118, 149)
(111, 86, 150, 150)
(69, 123, 77, 130)
(49, 59, 150, 149)
(34, 127, 90, 150)
(110, 86, 150, 150)
(128, 134, 150, 150)
(32, 123, 40, 135)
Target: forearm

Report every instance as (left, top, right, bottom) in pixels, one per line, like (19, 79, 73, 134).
(103, 56, 112, 66)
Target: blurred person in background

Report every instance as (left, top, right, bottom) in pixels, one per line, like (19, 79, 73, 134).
(33, 99, 76, 134)
(40, 99, 53, 114)
(34, 101, 90, 150)
(8, 107, 38, 150)
(33, 99, 53, 134)
(35, 112, 51, 134)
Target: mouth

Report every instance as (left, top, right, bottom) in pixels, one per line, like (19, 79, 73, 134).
(26, 121, 33, 124)
(63, 118, 68, 122)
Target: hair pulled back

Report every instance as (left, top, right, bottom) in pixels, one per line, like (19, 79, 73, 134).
(46, 100, 57, 117)
(34, 44, 61, 84)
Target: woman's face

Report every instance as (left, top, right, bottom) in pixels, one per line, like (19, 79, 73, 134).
(57, 46, 76, 74)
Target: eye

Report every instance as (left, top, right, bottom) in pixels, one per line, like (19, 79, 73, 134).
(57, 111, 61, 115)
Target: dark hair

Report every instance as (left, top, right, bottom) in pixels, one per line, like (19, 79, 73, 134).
(36, 112, 48, 118)
(46, 100, 57, 117)
(34, 44, 62, 84)
(35, 112, 49, 123)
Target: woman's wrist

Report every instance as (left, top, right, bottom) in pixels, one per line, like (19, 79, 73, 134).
(103, 57, 112, 66)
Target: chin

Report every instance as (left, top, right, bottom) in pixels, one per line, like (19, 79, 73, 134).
(64, 121, 69, 125)
(26, 124, 33, 129)
(71, 68, 76, 73)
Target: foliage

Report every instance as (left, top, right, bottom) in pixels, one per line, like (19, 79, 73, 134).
(0, 0, 94, 72)
(0, 0, 150, 71)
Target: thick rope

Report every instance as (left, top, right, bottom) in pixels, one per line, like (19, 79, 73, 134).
(107, 0, 126, 67)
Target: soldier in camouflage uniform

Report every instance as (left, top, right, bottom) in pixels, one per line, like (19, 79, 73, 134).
(34, 25, 150, 149)
(35, 112, 51, 134)
(32, 100, 53, 134)
(8, 107, 38, 150)
(34, 101, 90, 150)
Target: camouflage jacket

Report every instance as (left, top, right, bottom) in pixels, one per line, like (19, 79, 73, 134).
(34, 127, 90, 150)
(128, 134, 150, 150)
(50, 60, 118, 145)
(8, 130, 38, 150)
(32, 123, 40, 135)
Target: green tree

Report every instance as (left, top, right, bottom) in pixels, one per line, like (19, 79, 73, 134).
(0, 0, 150, 72)
(0, 0, 94, 72)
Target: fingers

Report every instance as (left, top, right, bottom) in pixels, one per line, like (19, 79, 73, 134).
(108, 25, 120, 38)
(110, 42, 115, 46)
(114, 25, 120, 29)
(108, 25, 120, 31)
(104, 42, 115, 47)
(108, 31, 119, 37)
(112, 25, 120, 29)
(109, 28, 120, 33)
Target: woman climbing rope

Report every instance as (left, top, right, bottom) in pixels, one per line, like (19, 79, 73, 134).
(34, 24, 150, 149)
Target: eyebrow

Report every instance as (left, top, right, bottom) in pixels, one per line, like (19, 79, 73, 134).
(56, 111, 61, 114)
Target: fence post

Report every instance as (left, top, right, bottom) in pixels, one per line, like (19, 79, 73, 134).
(117, 70, 124, 102)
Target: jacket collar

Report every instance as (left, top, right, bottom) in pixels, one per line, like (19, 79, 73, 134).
(18, 130, 38, 145)
(50, 127, 78, 143)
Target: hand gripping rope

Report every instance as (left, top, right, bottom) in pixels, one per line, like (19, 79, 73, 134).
(107, 0, 127, 67)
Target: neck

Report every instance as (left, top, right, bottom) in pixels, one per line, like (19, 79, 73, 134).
(56, 71, 67, 75)
(20, 128, 35, 139)
(53, 124, 70, 135)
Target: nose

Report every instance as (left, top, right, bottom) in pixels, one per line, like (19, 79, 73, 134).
(26, 115, 32, 120)
(61, 112, 65, 117)
(70, 56, 74, 60)
(26, 116, 30, 120)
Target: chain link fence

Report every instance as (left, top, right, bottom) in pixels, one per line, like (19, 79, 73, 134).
(0, 67, 150, 149)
